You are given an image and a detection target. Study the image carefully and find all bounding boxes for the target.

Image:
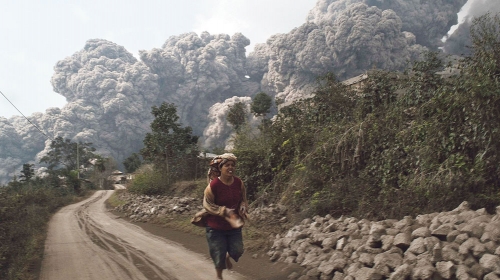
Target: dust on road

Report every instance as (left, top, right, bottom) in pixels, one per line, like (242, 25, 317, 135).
(40, 190, 246, 280)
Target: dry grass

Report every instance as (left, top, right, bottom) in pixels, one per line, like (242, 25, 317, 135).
(161, 180, 284, 252)
(168, 179, 207, 199)
(154, 214, 205, 236)
(107, 189, 128, 207)
(108, 180, 286, 254)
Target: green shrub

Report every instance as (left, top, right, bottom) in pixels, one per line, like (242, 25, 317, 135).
(230, 14, 500, 220)
(127, 165, 170, 195)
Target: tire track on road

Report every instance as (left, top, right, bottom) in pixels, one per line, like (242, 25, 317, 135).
(76, 191, 175, 279)
(40, 190, 247, 280)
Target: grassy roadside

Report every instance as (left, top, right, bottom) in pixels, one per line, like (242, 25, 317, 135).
(108, 180, 207, 236)
(107, 180, 283, 253)
(0, 187, 94, 280)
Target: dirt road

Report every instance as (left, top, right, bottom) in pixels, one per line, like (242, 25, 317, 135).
(40, 190, 246, 280)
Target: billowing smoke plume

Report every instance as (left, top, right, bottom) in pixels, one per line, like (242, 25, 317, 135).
(254, 3, 428, 105)
(307, 0, 468, 49)
(203, 96, 259, 149)
(139, 32, 260, 135)
(442, 0, 500, 55)
(0, 1, 479, 183)
(0, 117, 25, 179)
(0, 39, 161, 182)
(47, 39, 160, 161)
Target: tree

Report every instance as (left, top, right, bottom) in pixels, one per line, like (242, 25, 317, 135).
(141, 102, 199, 183)
(19, 163, 34, 182)
(40, 137, 97, 172)
(89, 156, 116, 189)
(251, 92, 272, 117)
(39, 136, 97, 191)
(227, 102, 247, 131)
(123, 153, 142, 173)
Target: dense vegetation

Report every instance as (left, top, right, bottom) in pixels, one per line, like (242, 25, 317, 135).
(0, 182, 77, 279)
(127, 102, 201, 195)
(0, 138, 111, 279)
(129, 14, 500, 221)
(232, 14, 500, 220)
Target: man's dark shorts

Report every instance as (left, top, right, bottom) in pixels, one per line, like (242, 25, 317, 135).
(206, 227, 244, 269)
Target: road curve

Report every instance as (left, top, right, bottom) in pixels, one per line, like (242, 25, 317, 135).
(40, 190, 246, 280)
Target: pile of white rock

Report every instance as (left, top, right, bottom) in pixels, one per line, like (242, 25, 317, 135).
(113, 193, 198, 222)
(268, 202, 500, 280)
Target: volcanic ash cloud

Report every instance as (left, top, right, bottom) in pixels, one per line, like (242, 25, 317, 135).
(203, 96, 259, 149)
(41, 39, 161, 167)
(140, 32, 261, 136)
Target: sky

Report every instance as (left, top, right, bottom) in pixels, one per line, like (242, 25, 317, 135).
(0, 0, 318, 119)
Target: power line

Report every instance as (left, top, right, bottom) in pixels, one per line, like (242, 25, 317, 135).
(0, 89, 104, 174)
(0, 89, 53, 140)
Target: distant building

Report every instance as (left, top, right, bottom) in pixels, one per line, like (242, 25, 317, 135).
(125, 173, 135, 180)
(341, 73, 369, 90)
(198, 152, 217, 159)
(109, 170, 126, 184)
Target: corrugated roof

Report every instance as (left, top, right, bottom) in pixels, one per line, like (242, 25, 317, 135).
(198, 152, 217, 159)
(341, 73, 369, 86)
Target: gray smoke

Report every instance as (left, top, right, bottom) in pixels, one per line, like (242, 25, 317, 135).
(0, 117, 25, 180)
(307, 0, 468, 49)
(255, 3, 428, 105)
(203, 96, 259, 149)
(0, 1, 479, 183)
(0, 39, 161, 182)
(139, 32, 261, 136)
(48, 39, 161, 161)
(442, 0, 500, 55)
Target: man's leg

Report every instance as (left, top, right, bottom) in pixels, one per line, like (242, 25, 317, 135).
(226, 228, 244, 263)
(206, 227, 228, 279)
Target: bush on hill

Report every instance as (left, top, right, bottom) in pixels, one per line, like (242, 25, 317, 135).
(232, 14, 500, 220)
